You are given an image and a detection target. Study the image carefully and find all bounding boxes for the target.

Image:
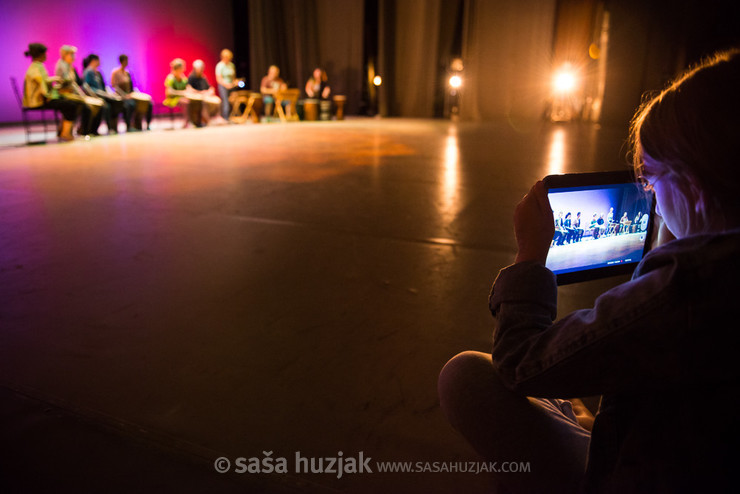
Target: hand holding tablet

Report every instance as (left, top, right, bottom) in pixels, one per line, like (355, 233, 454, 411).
(514, 181, 555, 265)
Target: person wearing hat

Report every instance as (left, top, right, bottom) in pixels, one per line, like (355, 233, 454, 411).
(23, 42, 82, 141)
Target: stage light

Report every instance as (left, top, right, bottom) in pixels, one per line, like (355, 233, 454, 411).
(554, 69, 576, 93)
(373, 75, 382, 87)
(449, 74, 462, 89)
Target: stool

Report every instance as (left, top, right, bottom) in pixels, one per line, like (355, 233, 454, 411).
(275, 89, 300, 122)
(230, 91, 261, 123)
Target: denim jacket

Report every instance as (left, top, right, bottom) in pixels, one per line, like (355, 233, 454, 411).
(488, 228, 740, 493)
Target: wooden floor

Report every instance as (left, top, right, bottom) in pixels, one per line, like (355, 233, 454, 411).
(0, 117, 632, 493)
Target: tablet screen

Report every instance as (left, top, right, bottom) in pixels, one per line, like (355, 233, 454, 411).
(544, 173, 654, 284)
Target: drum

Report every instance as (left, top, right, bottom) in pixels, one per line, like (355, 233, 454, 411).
(202, 94, 221, 117)
(319, 100, 331, 121)
(129, 92, 152, 129)
(63, 92, 104, 117)
(83, 95, 104, 109)
(203, 94, 222, 106)
(333, 95, 346, 120)
(93, 88, 122, 102)
(130, 91, 152, 113)
(303, 99, 318, 121)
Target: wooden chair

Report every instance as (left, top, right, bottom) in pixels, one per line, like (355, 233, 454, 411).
(10, 76, 59, 145)
(274, 89, 300, 122)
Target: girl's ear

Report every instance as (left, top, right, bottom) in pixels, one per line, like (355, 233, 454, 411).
(686, 179, 725, 233)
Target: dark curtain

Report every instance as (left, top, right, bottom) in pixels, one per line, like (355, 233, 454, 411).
(242, 0, 557, 120)
(244, 0, 365, 114)
(459, 0, 557, 123)
(237, 0, 738, 121)
(247, 0, 320, 89)
(377, 0, 556, 120)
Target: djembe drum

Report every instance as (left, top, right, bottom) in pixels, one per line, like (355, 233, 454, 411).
(333, 95, 346, 120)
(319, 100, 331, 121)
(303, 99, 318, 121)
(130, 92, 152, 129)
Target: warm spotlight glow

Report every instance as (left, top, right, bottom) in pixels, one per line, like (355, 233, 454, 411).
(547, 127, 566, 175)
(554, 70, 576, 93)
(373, 75, 382, 86)
(449, 75, 462, 89)
(440, 130, 460, 226)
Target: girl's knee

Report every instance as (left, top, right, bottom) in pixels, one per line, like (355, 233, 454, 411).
(438, 351, 495, 413)
(439, 351, 492, 386)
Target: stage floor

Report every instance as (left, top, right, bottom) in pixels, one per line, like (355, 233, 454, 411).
(0, 117, 631, 493)
(546, 232, 648, 273)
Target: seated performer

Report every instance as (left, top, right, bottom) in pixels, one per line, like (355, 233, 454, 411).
(639, 212, 649, 232)
(260, 65, 287, 117)
(633, 212, 643, 233)
(619, 212, 630, 234)
(215, 49, 237, 120)
(111, 54, 153, 131)
(563, 212, 575, 244)
(304, 68, 331, 100)
(22, 42, 82, 141)
(55, 45, 103, 136)
(552, 211, 567, 246)
(82, 54, 124, 135)
(187, 59, 221, 125)
(574, 212, 584, 241)
(164, 58, 201, 127)
(589, 213, 601, 239)
(597, 213, 606, 235)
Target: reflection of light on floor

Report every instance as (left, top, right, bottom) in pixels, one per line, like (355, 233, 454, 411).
(547, 127, 566, 175)
(440, 129, 460, 225)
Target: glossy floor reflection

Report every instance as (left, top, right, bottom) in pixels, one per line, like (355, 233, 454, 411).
(0, 118, 631, 493)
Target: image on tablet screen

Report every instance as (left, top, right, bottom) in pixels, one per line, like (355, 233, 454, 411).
(546, 182, 652, 276)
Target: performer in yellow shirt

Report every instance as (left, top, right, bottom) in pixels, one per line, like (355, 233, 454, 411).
(22, 43, 82, 141)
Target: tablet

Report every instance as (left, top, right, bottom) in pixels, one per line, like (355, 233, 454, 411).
(543, 171, 655, 285)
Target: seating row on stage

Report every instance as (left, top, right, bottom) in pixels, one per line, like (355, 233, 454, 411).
(15, 43, 348, 145)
